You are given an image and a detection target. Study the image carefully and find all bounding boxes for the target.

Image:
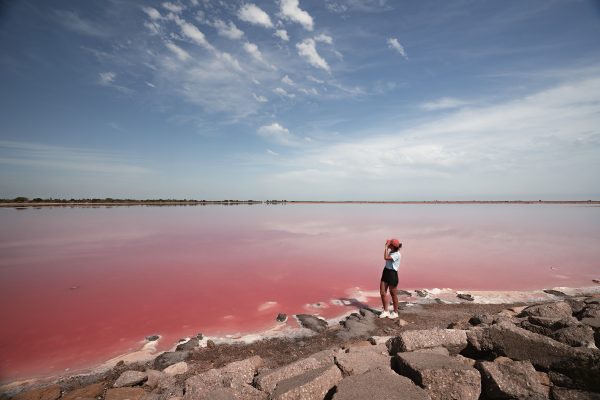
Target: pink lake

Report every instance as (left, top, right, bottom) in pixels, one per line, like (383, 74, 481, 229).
(1, 204, 599, 382)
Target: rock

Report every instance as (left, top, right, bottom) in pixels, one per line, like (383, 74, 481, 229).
(105, 387, 146, 400)
(466, 322, 576, 370)
(271, 364, 342, 400)
(206, 339, 216, 348)
(12, 385, 61, 400)
(457, 293, 474, 301)
(593, 279, 600, 284)
(295, 314, 328, 332)
(386, 328, 468, 355)
(580, 317, 600, 329)
(62, 383, 104, 400)
(368, 335, 393, 345)
(397, 289, 413, 296)
(145, 335, 160, 341)
(581, 306, 600, 319)
(520, 302, 574, 320)
(334, 345, 390, 376)
(114, 371, 148, 388)
(550, 324, 596, 347)
(549, 371, 577, 388)
(154, 351, 189, 370)
(144, 370, 165, 389)
(176, 338, 198, 351)
(529, 315, 576, 329)
(163, 361, 188, 376)
(550, 387, 600, 400)
(447, 320, 472, 330)
(337, 312, 376, 340)
(411, 347, 450, 356)
(476, 358, 548, 399)
(455, 354, 476, 367)
(276, 313, 288, 322)
(544, 289, 568, 297)
(415, 290, 428, 297)
(185, 370, 224, 399)
(254, 357, 330, 394)
(332, 367, 431, 400)
(392, 352, 481, 400)
(219, 355, 264, 385)
(469, 314, 496, 326)
(200, 385, 267, 400)
(566, 299, 587, 315)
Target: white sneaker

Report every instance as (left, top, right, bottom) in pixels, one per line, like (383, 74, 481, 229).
(388, 311, 398, 320)
(379, 310, 390, 319)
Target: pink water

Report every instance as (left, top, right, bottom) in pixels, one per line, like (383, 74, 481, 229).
(1, 204, 599, 382)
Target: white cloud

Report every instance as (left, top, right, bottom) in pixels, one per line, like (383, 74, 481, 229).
(162, 2, 184, 13)
(142, 6, 162, 20)
(267, 149, 279, 156)
(213, 19, 244, 40)
(258, 123, 300, 146)
(296, 39, 330, 72)
(299, 87, 318, 96)
(314, 34, 333, 44)
(387, 37, 407, 58)
(266, 76, 600, 192)
(274, 29, 289, 41)
(164, 41, 190, 61)
(279, 0, 314, 31)
(273, 87, 296, 98)
(282, 75, 295, 85)
(99, 72, 116, 85)
(238, 4, 273, 28)
(176, 19, 213, 50)
(421, 97, 470, 111)
(253, 93, 268, 103)
(243, 42, 264, 62)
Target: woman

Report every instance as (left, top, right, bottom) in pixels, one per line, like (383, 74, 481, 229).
(379, 238, 402, 319)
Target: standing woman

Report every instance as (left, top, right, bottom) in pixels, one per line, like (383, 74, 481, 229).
(379, 238, 402, 319)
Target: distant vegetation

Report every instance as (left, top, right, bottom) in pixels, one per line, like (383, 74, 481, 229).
(0, 197, 289, 205)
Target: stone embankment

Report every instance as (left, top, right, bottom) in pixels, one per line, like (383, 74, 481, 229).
(4, 296, 600, 400)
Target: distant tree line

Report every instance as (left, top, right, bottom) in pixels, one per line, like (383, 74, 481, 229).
(0, 197, 289, 205)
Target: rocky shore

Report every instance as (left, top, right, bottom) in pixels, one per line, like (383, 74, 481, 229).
(3, 291, 600, 400)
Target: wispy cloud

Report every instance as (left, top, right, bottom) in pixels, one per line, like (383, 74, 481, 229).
(297, 39, 330, 72)
(387, 37, 407, 58)
(237, 4, 273, 28)
(98, 71, 116, 85)
(420, 97, 470, 111)
(257, 123, 302, 146)
(165, 41, 190, 61)
(54, 10, 108, 37)
(243, 42, 264, 63)
(273, 87, 295, 98)
(0, 141, 150, 174)
(162, 2, 184, 14)
(279, 0, 314, 31)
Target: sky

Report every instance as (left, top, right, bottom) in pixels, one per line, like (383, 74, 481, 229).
(1, 0, 599, 200)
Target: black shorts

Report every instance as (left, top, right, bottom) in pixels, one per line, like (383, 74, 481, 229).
(381, 268, 398, 287)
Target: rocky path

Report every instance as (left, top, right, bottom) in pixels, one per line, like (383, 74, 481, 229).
(3, 295, 600, 400)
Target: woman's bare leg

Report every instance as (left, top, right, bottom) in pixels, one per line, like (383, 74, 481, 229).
(380, 281, 389, 310)
(390, 286, 399, 313)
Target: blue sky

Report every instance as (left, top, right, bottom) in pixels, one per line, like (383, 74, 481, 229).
(1, 0, 599, 200)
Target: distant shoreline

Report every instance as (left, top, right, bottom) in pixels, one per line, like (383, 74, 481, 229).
(1, 199, 599, 207)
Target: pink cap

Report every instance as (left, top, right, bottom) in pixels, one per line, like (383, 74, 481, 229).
(388, 238, 400, 247)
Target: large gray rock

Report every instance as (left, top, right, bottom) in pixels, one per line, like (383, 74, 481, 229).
(271, 364, 343, 400)
(176, 337, 199, 351)
(113, 371, 148, 387)
(551, 325, 596, 348)
(254, 356, 332, 395)
(153, 351, 189, 370)
(386, 329, 468, 355)
(184, 356, 264, 399)
(466, 322, 576, 370)
(580, 317, 600, 329)
(392, 352, 481, 400)
(476, 358, 548, 399)
(295, 314, 328, 332)
(581, 305, 600, 319)
(334, 345, 390, 376)
(337, 310, 377, 339)
(520, 302, 574, 320)
(333, 367, 431, 400)
(550, 387, 600, 400)
(201, 385, 267, 400)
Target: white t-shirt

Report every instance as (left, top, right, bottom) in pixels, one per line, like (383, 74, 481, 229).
(384, 251, 401, 271)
